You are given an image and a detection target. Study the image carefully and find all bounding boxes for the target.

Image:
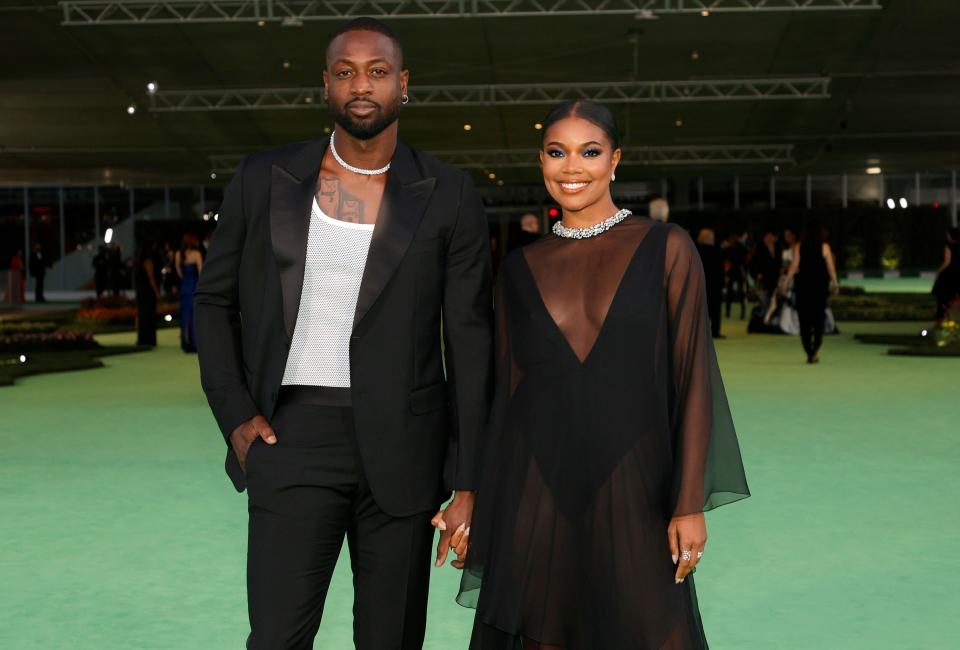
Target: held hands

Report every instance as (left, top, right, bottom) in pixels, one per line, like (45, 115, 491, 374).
(229, 415, 278, 473)
(430, 490, 475, 570)
(667, 512, 707, 584)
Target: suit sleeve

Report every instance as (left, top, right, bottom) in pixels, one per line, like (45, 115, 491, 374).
(441, 171, 494, 491)
(194, 157, 260, 446)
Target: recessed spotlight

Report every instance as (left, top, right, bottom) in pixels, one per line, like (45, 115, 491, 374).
(164, 314, 173, 322)
(463, 123, 472, 131)
(774, 165, 781, 172)
(534, 122, 543, 130)
(675, 118, 683, 127)
(899, 197, 908, 209)
(210, 172, 217, 180)
(257, 19, 266, 27)
(304, 96, 313, 104)
(497, 179, 504, 187)
(886, 198, 895, 209)
(282, 59, 291, 70)
(488, 172, 496, 180)
(691, 49, 700, 61)
(146, 81, 158, 94)
(866, 166, 882, 175)
(700, 9, 710, 16)
(126, 104, 136, 115)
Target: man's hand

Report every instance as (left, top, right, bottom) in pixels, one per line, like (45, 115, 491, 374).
(430, 490, 475, 569)
(667, 512, 707, 584)
(229, 415, 277, 473)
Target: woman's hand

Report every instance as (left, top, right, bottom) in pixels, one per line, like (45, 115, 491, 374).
(667, 512, 706, 584)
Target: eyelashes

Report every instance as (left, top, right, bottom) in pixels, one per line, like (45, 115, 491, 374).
(545, 148, 604, 158)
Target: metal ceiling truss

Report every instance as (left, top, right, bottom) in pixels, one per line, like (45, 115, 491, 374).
(59, 0, 882, 25)
(209, 144, 793, 172)
(150, 77, 829, 112)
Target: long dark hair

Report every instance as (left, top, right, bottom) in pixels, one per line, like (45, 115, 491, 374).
(800, 221, 825, 248)
(540, 100, 621, 150)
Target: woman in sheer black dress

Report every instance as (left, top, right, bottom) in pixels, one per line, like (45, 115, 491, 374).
(452, 101, 750, 650)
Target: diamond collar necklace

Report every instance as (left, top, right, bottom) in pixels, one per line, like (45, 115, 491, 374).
(329, 129, 391, 176)
(552, 209, 632, 239)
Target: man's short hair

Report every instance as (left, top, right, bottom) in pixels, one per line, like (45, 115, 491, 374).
(327, 17, 404, 66)
(648, 198, 670, 223)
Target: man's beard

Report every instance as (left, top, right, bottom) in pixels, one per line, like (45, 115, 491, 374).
(329, 97, 401, 140)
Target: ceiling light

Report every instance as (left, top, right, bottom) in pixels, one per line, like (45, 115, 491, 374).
(214, 213, 219, 221)
(691, 50, 700, 61)
(865, 166, 882, 175)
(534, 122, 543, 130)
(773, 165, 781, 172)
(164, 314, 173, 322)
(19, 354, 27, 364)
(463, 123, 472, 131)
(700, 9, 710, 16)
(304, 96, 313, 104)
(323, 126, 331, 134)
(899, 197, 908, 209)
(126, 104, 136, 115)
(675, 118, 683, 127)
(210, 172, 217, 180)
(146, 81, 158, 94)
(497, 180, 504, 187)
(282, 60, 291, 70)
(256, 19, 266, 27)
(104, 228, 114, 244)
(886, 198, 895, 209)
(488, 172, 496, 180)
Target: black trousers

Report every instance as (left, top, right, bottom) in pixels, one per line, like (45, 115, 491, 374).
(245, 390, 436, 650)
(796, 300, 825, 358)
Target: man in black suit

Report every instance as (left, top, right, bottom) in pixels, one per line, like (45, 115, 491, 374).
(29, 244, 48, 302)
(194, 18, 492, 649)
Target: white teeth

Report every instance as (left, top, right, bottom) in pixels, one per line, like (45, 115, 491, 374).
(560, 182, 588, 190)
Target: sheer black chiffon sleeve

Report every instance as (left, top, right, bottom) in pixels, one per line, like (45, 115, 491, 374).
(664, 227, 750, 517)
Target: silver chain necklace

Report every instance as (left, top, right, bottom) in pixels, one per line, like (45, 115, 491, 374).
(329, 129, 391, 176)
(552, 208, 632, 239)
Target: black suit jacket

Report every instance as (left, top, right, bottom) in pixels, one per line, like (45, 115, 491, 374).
(194, 137, 493, 516)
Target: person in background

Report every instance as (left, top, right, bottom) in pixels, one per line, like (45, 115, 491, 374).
(648, 197, 669, 223)
(697, 227, 725, 338)
(107, 244, 124, 296)
(9, 249, 26, 304)
(932, 226, 960, 321)
(783, 222, 839, 364)
(749, 230, 780, 314)
(510, 212, 543, 251)
(723, 232, 748, 320)
(92, 245, 109, 297)
(29, 244, 48, 303)
(135, 242, 160, 347)
(175, 233, 203, 352)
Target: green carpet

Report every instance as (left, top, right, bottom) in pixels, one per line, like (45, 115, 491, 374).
(0, 321, 955, 649)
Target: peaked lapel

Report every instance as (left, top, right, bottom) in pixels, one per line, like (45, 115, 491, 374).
(353, 142, 436, 329)
(269, 138, 327, 341)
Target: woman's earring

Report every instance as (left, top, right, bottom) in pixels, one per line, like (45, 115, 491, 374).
(612, 172, 616, 182)
(401, 93, 409, 105)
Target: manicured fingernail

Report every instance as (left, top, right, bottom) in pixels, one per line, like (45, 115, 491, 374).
(438, 521, 447, 531)
(456, 522, 466, 533)
(465, 527, 471, 535)
(675, 579, 682, 584)
(267, 435, 277, 444)
(672, 555, 678, 565)
(435, 559, 442, 567)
